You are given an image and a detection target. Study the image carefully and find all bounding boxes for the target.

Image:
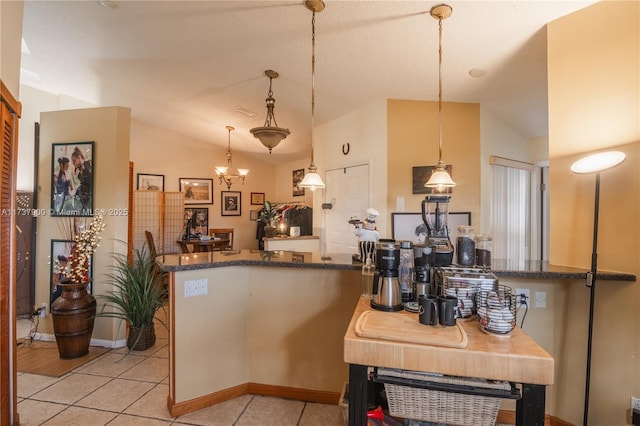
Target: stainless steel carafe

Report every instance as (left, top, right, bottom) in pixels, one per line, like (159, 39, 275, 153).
(371, 270, 403, 311)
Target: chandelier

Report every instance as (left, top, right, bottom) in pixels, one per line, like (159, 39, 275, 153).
(215, 126, 249, 190)
(298, 0, 326, 192)
(424, 3, 456, 191)
(250, 70, 290, 153)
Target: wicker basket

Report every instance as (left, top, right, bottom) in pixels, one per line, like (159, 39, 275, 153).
(376, 368, 512, 426)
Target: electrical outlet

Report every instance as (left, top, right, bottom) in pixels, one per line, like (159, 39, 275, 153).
(632, 396, 640, 411)
(515, 288, 530, 304)
(535, 291, 547, 308)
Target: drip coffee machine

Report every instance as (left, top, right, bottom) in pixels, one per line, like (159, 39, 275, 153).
(421, 195, 454, 266)
(371, 241, 403, 312)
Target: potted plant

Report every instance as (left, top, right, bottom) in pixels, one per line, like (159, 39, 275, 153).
(258, 200, 280, 238)
(97, 245, 167, 351)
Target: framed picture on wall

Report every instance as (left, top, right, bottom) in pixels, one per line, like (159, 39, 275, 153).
(391, 212, 471, 243)
(251, 192, 265, 205)
(250, 210, 259, 221)
(412, 165, 453, 194)
(184, 207, 209, 234)
(137, 173, 165, 191)
(50, 239, 93, 307)
(179, 177, 213, 205)
(51, 141, 94, 216)
(221, 191, 241, 216)
(293, 169, 305, 196)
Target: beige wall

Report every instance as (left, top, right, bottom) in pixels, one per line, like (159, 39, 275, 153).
(387, 99, 481, 227)
(0, 0, 23, 97)
(548, 1, 639, 424)
(36, 106, 131, 344)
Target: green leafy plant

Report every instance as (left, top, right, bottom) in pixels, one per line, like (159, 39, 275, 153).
(257, 200, 280, 228)
(97, 245, 167, 332)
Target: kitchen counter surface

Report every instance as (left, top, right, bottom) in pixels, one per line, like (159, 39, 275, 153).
(158, 250, 636, 281)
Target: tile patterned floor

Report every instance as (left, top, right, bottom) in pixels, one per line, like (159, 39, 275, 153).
(16, 318, 345, 426)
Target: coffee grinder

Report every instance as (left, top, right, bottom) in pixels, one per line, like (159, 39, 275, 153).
(371, 241, 403, 312)
(412, 242, 437, 299)
(421, 195, 454, 266)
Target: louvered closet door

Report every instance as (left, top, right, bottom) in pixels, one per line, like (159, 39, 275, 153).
(0, 93, 19, 426)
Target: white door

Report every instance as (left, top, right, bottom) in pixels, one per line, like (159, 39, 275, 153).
(324, 164, 370, 255)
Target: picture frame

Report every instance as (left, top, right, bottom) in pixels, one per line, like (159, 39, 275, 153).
(50, 239, 93, 306)
(179, 177, 213, 205)
(292, 169, 305, 197)
(250, 210, 259, 221)
(137, 173, 165, 191)
(51, 141, 94, 216)
(184, 207, 209, 235)
(221, 191, 241, 216)
(412, 165, 453, 194)
(251, 192, 265, 205)
(391, 212, 471, 243)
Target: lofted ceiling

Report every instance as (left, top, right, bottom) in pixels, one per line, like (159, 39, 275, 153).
(20, 0, 597, 164)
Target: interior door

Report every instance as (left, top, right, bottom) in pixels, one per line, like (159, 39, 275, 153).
(324, 164, 370, 255)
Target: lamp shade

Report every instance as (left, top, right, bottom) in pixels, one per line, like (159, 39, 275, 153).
(299, 171, 325, 191)
(425, 163, 456, 190)
(571, 151, 626, 174)
(249, 126, 290, 151)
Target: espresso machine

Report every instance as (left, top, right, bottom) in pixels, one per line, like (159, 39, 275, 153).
(371, 241, 403, 312)
(421, 195, 454, 266)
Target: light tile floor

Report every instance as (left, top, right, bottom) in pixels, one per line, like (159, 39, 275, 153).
(16, 317, 345, 426)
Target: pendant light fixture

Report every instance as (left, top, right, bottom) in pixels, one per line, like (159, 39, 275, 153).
(250, 70, 290, 153)
(298, 0, 326, 192)
(215, 125, 249, 190)
(424, 3, 456, 192)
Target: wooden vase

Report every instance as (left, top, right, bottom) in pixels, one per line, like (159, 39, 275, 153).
(51, 280, 96, 359)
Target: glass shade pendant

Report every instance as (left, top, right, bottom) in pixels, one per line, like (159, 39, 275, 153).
(250, 70, 290, 153)
(425, 3, 456, 191)
(299, 0, 326, 192)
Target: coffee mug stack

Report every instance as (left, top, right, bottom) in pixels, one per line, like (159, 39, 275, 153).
(418, 294, 458, 327)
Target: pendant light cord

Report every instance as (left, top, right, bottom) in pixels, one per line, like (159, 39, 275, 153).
(309, 9, 317, 170)
(437, 15, 444, 164)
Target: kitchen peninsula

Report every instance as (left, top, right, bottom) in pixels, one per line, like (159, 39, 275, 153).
(157, 251, 635, 418)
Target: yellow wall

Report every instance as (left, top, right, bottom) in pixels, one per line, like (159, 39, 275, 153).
(387, 99, 481, 224)
(36, 107, 131, 344)
(548, 1, 639, 424)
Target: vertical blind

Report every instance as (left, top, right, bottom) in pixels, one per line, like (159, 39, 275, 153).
(490, 157, 533, 261)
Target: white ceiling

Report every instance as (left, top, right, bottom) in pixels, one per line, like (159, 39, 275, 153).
(20, 0, 597, 164)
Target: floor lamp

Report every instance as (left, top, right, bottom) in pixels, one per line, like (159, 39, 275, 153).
(570, 150, 626, 426)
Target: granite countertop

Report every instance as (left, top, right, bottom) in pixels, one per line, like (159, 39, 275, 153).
(157, 250, 636, 281)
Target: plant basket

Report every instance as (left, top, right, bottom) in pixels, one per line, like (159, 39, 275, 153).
(127, 323, 156, 351)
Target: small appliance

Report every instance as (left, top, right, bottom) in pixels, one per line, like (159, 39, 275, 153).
(371, 241, 403, 312)
(421, 195, 453, 266)
(413, 242, 436, 298)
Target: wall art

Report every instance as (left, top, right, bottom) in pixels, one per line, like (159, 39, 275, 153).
(51, 141, 94, 216)
(221, 191, 241, 216)
(179, 177, 213, 205)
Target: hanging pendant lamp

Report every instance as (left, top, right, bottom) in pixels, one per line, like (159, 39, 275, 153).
(250, 70, 290, 153)
(299, 0, 326, 192)
(424, 3, 456, 192)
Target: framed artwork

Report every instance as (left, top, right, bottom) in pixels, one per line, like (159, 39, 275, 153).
(179, 178, 213, 205)
(51, 141, 94, 216)
(221, 191, 241, 216)
(251, 192, 265, 205)
(293, 169, 305, 196)
(250, 210, 259, 221)
(412, 165, 453, 194)
(137, 173, 164, 191)
(185, 207, 208, 234)
(391, 212, 471, 243)
(50, 239, 93, 306)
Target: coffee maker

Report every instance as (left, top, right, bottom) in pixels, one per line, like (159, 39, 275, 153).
(371, 241, 403, 312)
(421, 195, 454, 266)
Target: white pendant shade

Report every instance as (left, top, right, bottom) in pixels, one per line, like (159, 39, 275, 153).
(571, 151, 626, 174)
(299, 171, 325, 191)
(425, 163, 456, 192)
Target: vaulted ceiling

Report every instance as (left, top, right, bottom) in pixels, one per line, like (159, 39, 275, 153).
(20, 0, 596, 164)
